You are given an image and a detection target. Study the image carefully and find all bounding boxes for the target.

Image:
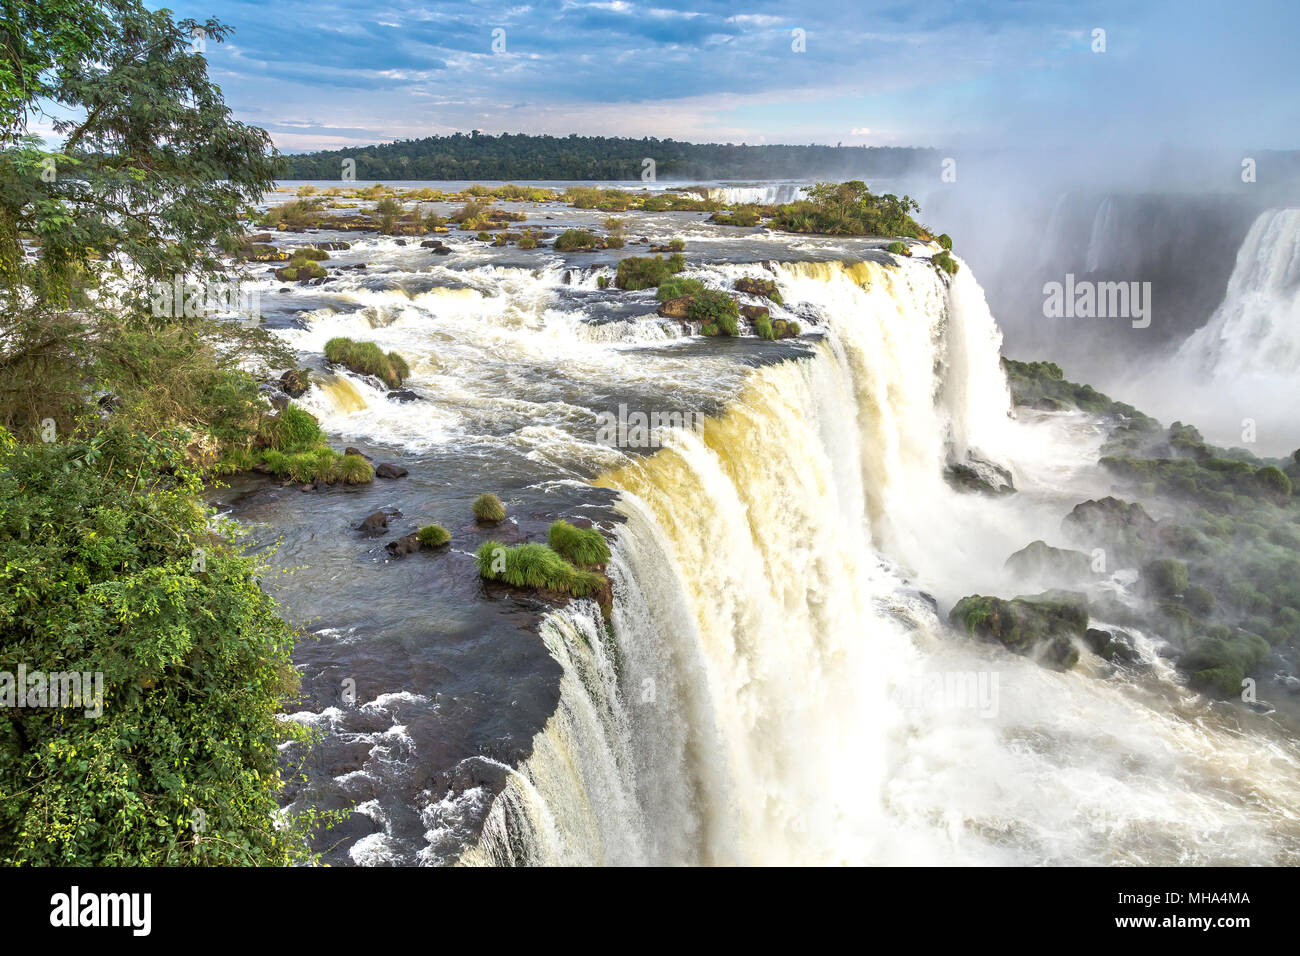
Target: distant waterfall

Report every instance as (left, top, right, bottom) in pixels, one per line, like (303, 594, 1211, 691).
(1176, 208, 1300, 378)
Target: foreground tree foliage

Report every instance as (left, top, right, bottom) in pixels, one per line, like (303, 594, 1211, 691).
(0, 427, 323, 864)
(0, 1, 326, 863)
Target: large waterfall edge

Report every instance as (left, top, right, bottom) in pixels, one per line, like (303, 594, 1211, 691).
(458, 258, 1300, 867)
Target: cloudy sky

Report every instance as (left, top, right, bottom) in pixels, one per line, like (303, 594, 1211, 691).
(165, 0, 1298, 154)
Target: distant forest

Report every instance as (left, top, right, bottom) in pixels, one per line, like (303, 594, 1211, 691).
(278, 132, 939, 182)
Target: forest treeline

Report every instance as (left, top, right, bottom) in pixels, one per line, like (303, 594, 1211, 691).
(280, 132, 939, 181)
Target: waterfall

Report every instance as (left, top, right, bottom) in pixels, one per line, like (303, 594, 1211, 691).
(461, 256, 1300, 866)
(1176, 208, 1300, 379)
(1084, 195, 1118, 273)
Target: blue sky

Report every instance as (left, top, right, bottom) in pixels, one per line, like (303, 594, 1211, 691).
(156, 0, 1299, 153)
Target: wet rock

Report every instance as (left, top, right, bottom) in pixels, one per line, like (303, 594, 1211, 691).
(740, 304, 770, 322)
(277, 288, 291, 293)
(394, 239, 407, 246)
(268, 392, 290, 411)
(318, 241, 351, 251)
(1084, 627, 1142, 665)
(374, 463, 408, 479)
(733, 277, 781, 300)
(1004, 540, 1093, 587)
(657, 295, 692, 320)
(385, 533, 421, 557)
(387, 389, 419, 403)
(344, 446, 368, 459)
(945, 458, 1015, 496)
(280, 368, 312, 398)
(358, 511, 389, 532)
(1062, 497, 1156, 565)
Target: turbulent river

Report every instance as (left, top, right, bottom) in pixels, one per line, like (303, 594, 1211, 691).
(217, 182, 1300, 866)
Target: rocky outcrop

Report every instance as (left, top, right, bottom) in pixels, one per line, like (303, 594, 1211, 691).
(374, 463, 408, 479)
(1062, 496, 1156, 565)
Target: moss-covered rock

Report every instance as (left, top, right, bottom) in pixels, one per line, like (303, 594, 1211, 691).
(1004, 540, 1093, 586)
(949, 592, 1087, 669)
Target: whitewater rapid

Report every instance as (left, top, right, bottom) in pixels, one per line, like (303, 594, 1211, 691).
(463, 257, 1300, 866)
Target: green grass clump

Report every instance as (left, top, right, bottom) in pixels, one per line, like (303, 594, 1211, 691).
(754, 313, 775, 340)
(417, 524, 451, 548)
(323, 337, 410, 389)
(886, 241, 909, 255)
(936, 233, 953, 250)
(554, 229, 600, 252)
(548, 520, 610, 566)
(336, 453, 374, 484)
(1143, 558, 1189, 597)
(263, 404, 325, 452)
(688, 289, 739, 335)
(666, 238, 686, 251)
(294, 248, 329, 260)
(933, 251, 958, 274)
(656, 277, 705, 301)
(473, 492, 506, 523)
(476, 541, 605, 597)
(1256, 465, 1292, 500)
(615, 253, 685, 291)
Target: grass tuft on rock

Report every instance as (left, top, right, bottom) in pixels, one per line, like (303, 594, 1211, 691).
(417, 524, 451, 548)
(476, 541, 605, 597)
(472, 492, 506, 523)
(548, 520, 610, 566)
(324, 337, 411, 389)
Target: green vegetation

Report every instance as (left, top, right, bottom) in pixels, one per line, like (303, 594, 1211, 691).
(1142, 558, 1189, 597)
(615, 253, 686, 291)
(936, 233, 953, 250)
(473, 493, 507, 523)
(689, 290, 740, 336)
(709, 207, 762, 227)
(768, 181, 929, 238)
(241, 406, 372, 485)
(554, 229, 601, 252)
(281, 133, 936, 181)
(932, 251, 958, 275)
(656, 276, 705, 300)
(0, 427, 329, 864)
(476, 541, 606, 598)
(754, 313, 775, 340)
(666, 238, 686, 251)
(323, 337, 411, 388)
(772, 319, 801, 338)
(886, 241, 909, 256)
(548, 520, 611, 566)
(417, 524, 451, 548)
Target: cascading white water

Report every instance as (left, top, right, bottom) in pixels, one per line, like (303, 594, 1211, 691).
(706, 184, 807, 205)
(1176, 208, 1300, 379)
(465, 256, 1300, 865)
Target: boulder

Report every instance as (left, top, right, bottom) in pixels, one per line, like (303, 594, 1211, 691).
(318, 241, 351, 251)
(385, 533, 421, 557)
(358, 511, 389, 532)
(387, 389, 419, 403)
(948, 592, 1088, 670)
(733, 277, 781, 300)
(740, 304, 770, 322)
(1004, 540, 1093, 587)
(374, 463, 408, 479)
